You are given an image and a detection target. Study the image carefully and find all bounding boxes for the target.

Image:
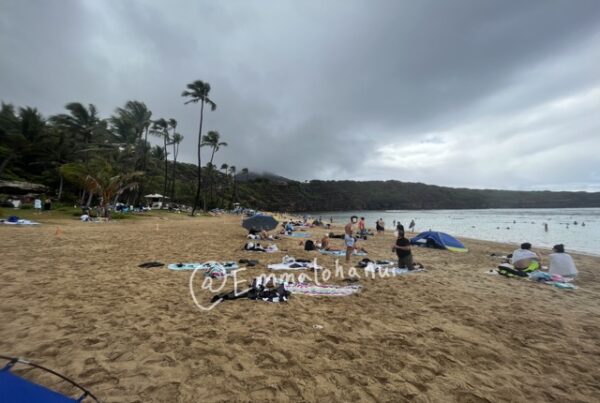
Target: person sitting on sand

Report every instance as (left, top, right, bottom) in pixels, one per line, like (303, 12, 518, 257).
(548, 244, 577, 278)
(321, 233, 341, 251)
(345, 216, 358, 263)
(392, 230, 415, 269)
(511, 242, 541, 272)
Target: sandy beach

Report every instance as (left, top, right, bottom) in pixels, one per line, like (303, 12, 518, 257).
(1, 214, 599, 402)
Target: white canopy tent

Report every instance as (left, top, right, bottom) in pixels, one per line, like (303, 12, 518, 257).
(144, 194, 169, 209)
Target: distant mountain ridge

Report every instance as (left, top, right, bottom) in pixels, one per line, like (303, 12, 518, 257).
(235, 171, 293, 184)
(235, 177, 600, 212)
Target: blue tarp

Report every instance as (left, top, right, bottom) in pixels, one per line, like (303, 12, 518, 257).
(410, 231, 468, 252)
(0, 370, 77, 403)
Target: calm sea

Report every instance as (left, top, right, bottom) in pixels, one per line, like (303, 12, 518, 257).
(308, 208, 600, 255)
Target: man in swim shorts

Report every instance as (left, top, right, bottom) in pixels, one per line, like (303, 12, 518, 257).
(345, 216, 358, 263)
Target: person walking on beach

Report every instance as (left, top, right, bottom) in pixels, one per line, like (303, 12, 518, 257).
(409, 219, 415, 233)
(345, 216, 358, 263)
(392, 230, 414, 269)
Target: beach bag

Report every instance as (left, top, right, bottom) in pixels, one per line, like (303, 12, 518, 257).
(304, 240, 316, 251)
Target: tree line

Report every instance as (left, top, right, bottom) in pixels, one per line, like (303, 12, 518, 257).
(3, 78, 599, 214)
(0, 80, 250, 215)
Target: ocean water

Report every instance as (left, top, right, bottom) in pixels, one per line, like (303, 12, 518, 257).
(309, 208, 600, 255)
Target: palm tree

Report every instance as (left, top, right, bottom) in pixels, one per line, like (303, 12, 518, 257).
(110, 100, 152, 166)
(151, 118, 171, 206)
(50, 103, 106, 206)
(201, 131, 227, 208)
(182, 80, 217, 215)
(170, 132, 183, 200)
(219, 163, 229, 207)
(50, 103, 105, 163)
(61, 160, 143, 219)
(167, 118, 177, 203)
(110, 101, 152, 204)
(229, 165, 237, 205)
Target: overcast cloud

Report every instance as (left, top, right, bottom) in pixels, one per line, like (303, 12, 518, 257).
(1, 0, 599, 191)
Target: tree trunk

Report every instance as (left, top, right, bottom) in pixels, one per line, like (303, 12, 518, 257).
(86, 191, 93, 207)
(137, 125, 150, 205)
(208, 148, 216, 208)
(0, 155, 13, 177)
(191, 101, 204, 216)
(80, 189, 86, 206)
(57, 174, 64, 201)
(170, 143, 178, 200)
(162, 133, 168, 208)
(209, 169, 214, 208)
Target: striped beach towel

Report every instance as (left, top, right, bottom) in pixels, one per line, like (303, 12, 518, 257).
(283, 283, 362, 296)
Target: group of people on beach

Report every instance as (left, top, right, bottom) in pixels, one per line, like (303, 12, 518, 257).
(342, 215, 418, 269)
(503, 242, 578, 278)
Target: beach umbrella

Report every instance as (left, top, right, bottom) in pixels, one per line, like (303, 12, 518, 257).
(242, 214, 279, 231)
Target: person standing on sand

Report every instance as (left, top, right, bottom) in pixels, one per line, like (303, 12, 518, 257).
(396, 221, 404, 235)
(358, 217, 366, 236)
(376, 218, 385, 234)
(409, 219, 415, 232)
(345, 216, 358, 263)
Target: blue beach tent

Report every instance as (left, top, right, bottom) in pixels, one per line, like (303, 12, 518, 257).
(410, 231, 468, 252)
(0, 356, 99, 402)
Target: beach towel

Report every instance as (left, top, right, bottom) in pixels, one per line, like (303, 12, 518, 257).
(0, 218, 40, 225)
(267, 262, 321, 270)
(167, 262, 203, 271)
(493, 266, 577, 290)
(211, 282, 290, 303)
(283, 283, 362, 296)
(286, 232, 311, 238)
(528, 271, 577, 289)
(319, 249, 367, 256)
(268, 256, 321, 270)
(167, 261, 239, 272)
(363, 264, 425, 276)
(362, 261, 425, 275)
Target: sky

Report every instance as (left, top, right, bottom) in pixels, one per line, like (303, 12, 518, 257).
(1, 0, 600, 191)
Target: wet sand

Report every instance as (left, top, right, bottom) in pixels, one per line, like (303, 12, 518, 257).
(1, 214, 599, 402)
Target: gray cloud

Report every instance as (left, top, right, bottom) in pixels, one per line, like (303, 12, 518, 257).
(1, 0, 599, 191)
